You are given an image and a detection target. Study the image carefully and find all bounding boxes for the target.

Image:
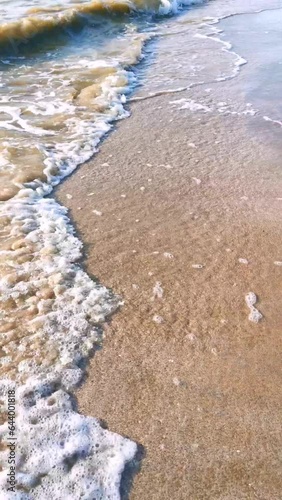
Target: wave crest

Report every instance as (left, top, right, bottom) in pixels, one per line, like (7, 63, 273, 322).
(0, 0, 205, 52)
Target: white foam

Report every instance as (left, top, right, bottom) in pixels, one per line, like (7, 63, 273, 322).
(192, 177, 202, 185)
(170, 98, 211, 112)
(159, 0, 205, 15)
(0, 378, 136, 498)
(245, 292, 263, 323)
(0, 106, 55, 136)
(163, 252, 174, 259)
(245, 291, 257, 308)
(238, 258, 248, 265)
(153, 314, 164, 324)
(263, 115, 282, 127)
(152, 281, 164, 300)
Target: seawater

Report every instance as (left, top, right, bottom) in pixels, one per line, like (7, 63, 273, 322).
(0, 0, 206, 498)
(0, 0, 280, 497)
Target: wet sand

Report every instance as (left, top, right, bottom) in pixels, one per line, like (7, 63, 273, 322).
(56, 11, 282, 500)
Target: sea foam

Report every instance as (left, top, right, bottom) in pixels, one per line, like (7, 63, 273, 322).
(0, 193, 137, 498)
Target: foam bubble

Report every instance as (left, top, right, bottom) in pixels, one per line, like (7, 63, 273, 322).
(192, 177, 202, 185)
(153, 315, 164, 324)
(0, 377, 136, 498)
(170, 98, 211, 112)
(245, 292, 263, 323)
(163, 252, 174, 259)
(152, 281, 164, 300)
(238, 258, 248, 265)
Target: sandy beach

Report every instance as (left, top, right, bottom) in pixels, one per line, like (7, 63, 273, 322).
(56, 7, 282, 497)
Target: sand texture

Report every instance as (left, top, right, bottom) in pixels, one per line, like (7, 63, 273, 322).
(56, 10, 282, 498)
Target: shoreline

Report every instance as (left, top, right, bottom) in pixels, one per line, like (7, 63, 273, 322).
(56, 6, 282, 499)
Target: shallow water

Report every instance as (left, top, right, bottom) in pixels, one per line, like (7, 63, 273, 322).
(220, 8, 282, 120)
